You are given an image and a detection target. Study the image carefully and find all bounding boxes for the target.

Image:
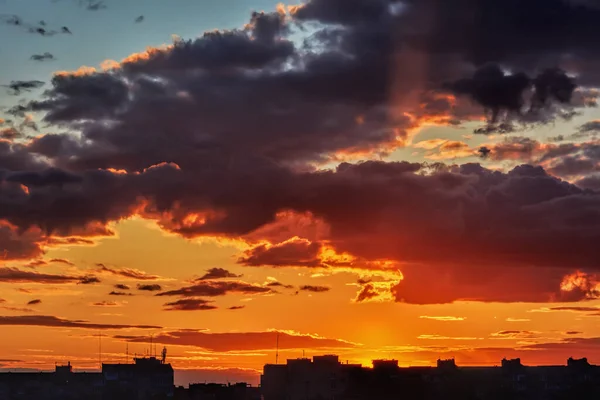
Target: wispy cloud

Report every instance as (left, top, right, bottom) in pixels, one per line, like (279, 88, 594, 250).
(0, 315, 160, 330)
(419, 316, 465, 322)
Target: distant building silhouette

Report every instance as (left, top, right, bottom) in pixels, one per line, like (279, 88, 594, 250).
(103, 355, 174, 400)
(0, 354, 173, 400)
(174, 382, 260, 400)
(261, 355, 600, 400)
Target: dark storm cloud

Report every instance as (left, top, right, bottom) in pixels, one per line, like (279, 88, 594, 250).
(238, 239, 324, 268)
(0, 223, 46, 261)
(0, 315, 160, 330)
(401, 0, 600, 68)
(23, 73, 129, 123)
(2, 0, 600, 307)
(292, 0, 398, 26)
(197, 268, 242, 281)
(31, 52, 55, 62)
(163, 298, 217, 311)
(121, 16, 294, 74)
(156, 280, 272, 298)
(447, 65, 576, 127)
(4, 168, 82, 187)
(137, 284, 162, 292)
(299, 285, 330, 293)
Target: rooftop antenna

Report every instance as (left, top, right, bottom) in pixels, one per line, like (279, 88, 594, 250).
(161, 347, 167, 364)
(150, 334, 153, 358)
(126, 343, 129, 364)
(275, 333, 279, 364)
(303, 350, 305, 358)
(97, 330, 103, 370)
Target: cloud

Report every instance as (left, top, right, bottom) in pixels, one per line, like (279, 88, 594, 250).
(565, 331, 582, 335)
(137, 284, 162, 292)
(96, 263, 161, 280)
(447, 65, 576, 129)
(0, 267, 87, 284)
(0, 315, 160, 330)
(238, 238, 325, 268)
(490, 330, 539, 339)
(156, 280, 272, 298)
(26, 299, 41, 305)
(108, 291, 133, 296)
(506, 318, 531, 322)
(31, 52, 55, 62)
(198, 268, 242, 281)
(265, 281, 294, 290)
(419, 316, 465, 322)
(114, 329, 357, 352)
(163, 298, 217, 311)
(78, 276, 101, 285)
(548, 306, 600, 312)
(417, 335, 479, 341)
(354, 284, 380, 302)
(4, 80, 44, 95)
(114, 284, 130, 290)
(1, 128, 22, 140)
(2, 0, 600, 308)
(0, 306, 34, 312)
(299, 285, 330, 293)
(578, 120, 600, 133)
(49, 258, 74, 266)
(228, 306, 245, 310)
(86, 1, 107, 11)
(92, 301, 120, 307)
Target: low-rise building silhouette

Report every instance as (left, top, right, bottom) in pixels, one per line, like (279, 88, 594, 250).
(261, 355, 600, 400)
(0, 352, 173, 400)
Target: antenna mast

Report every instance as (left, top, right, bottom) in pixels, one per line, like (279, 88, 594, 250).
(98, 330, 102, 370)
(275, 333, 279, 364)
(126, 343, 129, 364)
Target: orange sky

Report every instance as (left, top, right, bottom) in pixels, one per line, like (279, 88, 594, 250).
(0, 216, 599, 385)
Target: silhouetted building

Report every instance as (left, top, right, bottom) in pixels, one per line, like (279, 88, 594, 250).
(261, 355, 363, 400)
(261, 355, 600, 400)
(0, 355, 173, 400)
(0, 362, 102, 400)
(103, 356, 174, 400)
(174, 382, 260, 400)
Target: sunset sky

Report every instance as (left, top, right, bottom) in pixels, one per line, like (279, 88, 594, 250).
(1, 0, 600, 387)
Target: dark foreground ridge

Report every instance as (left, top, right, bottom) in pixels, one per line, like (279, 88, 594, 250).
(1, 354, 600, 399)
